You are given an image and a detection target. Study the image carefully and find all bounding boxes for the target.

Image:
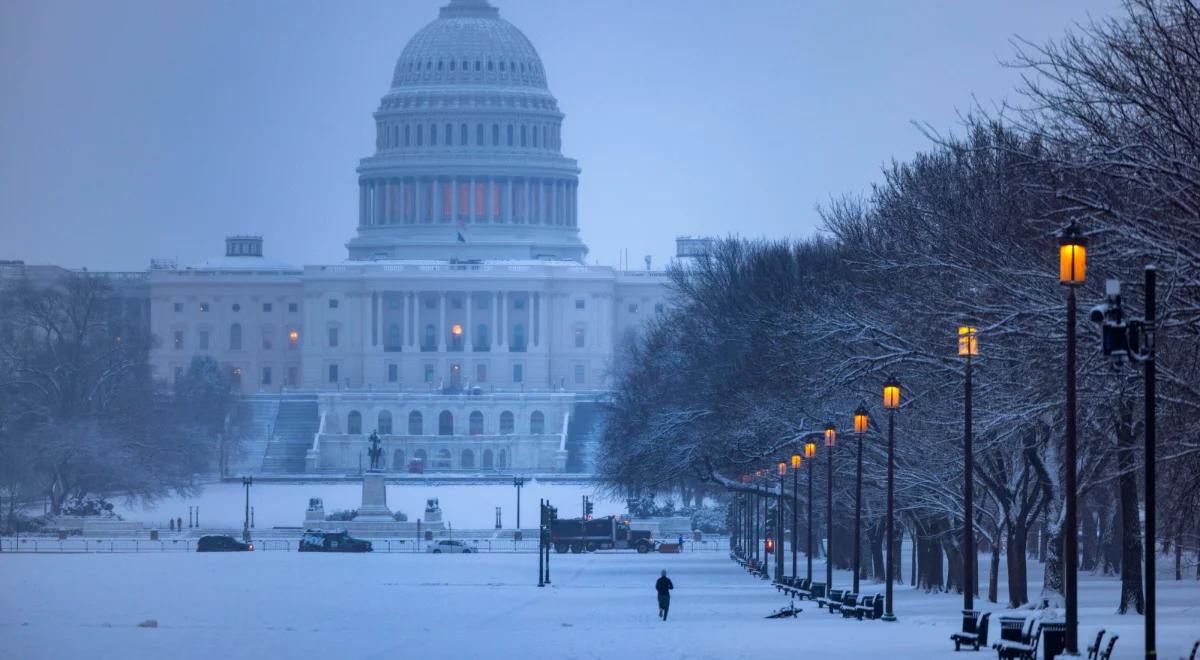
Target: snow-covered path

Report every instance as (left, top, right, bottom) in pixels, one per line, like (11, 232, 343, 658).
(1, 551, 1197, 659)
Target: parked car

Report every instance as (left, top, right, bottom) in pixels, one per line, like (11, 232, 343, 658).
(196, 535, 253, 552)
(426, 539, 473, 554)
(298, 530, 373, 553)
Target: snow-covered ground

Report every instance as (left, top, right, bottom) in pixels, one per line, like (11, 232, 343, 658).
(1, 550, 1196, 659)
(109, 481, 628, 530)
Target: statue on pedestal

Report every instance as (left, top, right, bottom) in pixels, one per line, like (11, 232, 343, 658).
(367, 430, 382, 471)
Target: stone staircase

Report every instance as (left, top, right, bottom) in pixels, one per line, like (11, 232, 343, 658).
(225, 397, 279, 475)
(262, 396, 319, 474)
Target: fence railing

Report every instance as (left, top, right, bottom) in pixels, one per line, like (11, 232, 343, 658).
(1, 536, 730, 555)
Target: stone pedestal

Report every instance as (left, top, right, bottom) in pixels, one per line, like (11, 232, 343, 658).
(357, 471, 393, 521)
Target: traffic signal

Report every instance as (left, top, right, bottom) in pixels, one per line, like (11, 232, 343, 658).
(547, 505, 558, 523)
(584, 499, 594, 519)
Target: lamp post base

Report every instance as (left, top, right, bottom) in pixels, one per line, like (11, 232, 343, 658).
(882, 614, 897, 622)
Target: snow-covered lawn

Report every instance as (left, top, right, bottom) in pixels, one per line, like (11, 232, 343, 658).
(1, 551, 1196, 659)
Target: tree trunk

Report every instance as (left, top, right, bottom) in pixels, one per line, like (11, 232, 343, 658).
(1081, 498, 1098, 571)
(1041, 523, 1064, 608)
(1100, 493, 1121, 576)
(1175, 535, 1183, 581)
(989, 520, 1002, 603)
(1116, 404, 1145, 614)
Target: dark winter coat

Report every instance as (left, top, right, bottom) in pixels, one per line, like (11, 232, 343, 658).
(655, 576, 673, 596)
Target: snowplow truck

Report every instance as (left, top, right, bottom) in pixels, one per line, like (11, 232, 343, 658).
(550, 516, 653, 554)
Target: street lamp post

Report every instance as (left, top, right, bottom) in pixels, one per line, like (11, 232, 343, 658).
(777, 462, 787, 582)
(791, 454, 801, 579)
(1059, 221, 1087, 654)
(883, 376, 901, 621)
(852, 405, 869, 595)
(959, 325, 978, 611)
(241, 476, 253, 543)
(824, 423, 837, 590)
(513, 476, 526, 531)
(805, 441, 816, 583)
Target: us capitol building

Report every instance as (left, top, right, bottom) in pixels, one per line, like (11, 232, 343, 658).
(145, 0, 702, 476)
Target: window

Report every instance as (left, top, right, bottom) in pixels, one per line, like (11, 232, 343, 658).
(425, 298, 436, 309)
(461, 449, 474, 469)
(492, 124, 499, 146)
(655, 303, 665, 314)
(476, 124, 484, 145)
(232, 303, 240, 312)
(328, 364, 339, 383)
(530, 411, 545, 435)
(328, 299, 339, 309)
(475, 363, 487, 383)
(483, 449, 494, 469)
(262, 331, 273, 350)
(520, 125, 527, 147)
(507, 125, 513, 146)
(475, 323, 489, 348)
(173, 303, 183, 313)
(511, 324, 526, 350)
(348, 411, 362, 435)
(424, 364, 435, 383)
(512, 363, 523, 383)
(289, 303, 298, 313)
(574, 364, 586, 384)
(575, 328, 585, 348)
(229, 323, 242, 350)
(199, 330, 210, 351)
(445, 123, 453, 146)
(408, 411, 423, 435)
(263, 303, 272, 312)
(514, 298, 525, 310)
(460, 124, 467, 145)
(498, 448, 507, 469)
(173, 330, 184, 350)
(387, 324, 401, 350)
(328, 327, 339, 348)
(261, 366, 272, 386)
(431, 123, 437, 146)
(438, 410, 454, 436)
(628, 303, 639, 313)
(378, 411, 393, 435)
(469, 411, 483, 435)
(417, 124, 424, 146)
(404, 125, 411, 147)
(434, 448, 451, 469)
(200, 303, 209, 313)
(394, 449, 406, 470)
(575, 299, 585, 310)
(424, 324, 436, 349)
(500, 411, 514, 435)
(388, 364, 398, 383)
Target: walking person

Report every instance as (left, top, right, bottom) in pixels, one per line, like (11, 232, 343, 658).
(655, 570, 674, 621)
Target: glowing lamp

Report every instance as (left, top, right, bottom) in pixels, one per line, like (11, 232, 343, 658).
(791, 454, 801, 469)
(854, 405, 869, 434)
(451, 323, 463, 336)
(765, 538, 775, 553)
(824, 423, 837, 447)
(883, 377, 901, 410)
(289, 330, 299, 344)
(958, 326, 978, 357)
(778, 462, 787, 476)
(1058, 221, 1087, 285)
(804, 442, 816, 459)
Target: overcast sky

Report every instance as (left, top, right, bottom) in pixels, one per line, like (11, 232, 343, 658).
(1, 0, 1122, 271)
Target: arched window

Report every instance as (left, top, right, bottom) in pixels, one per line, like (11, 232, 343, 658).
(511, 324, 526, 350)
(520, 125, 527, 147)
(476, 123, 484, 145)
(229, 323, 242, 350)
(408, 410, 423, 435)
(492, 124, 499, 146)
(500, 411, 514, 435)
(378, 410, 393, 435)
(530, 411, 545, 435)
(404, 125, 411, 147)
(445, 123, 453, 146)
(438, 410, 454, 436)
(424, 324, 436, 349)
(387, 324, 401, 350)
(533, 126, 539, 148)
(461, 449, 475, 469)
(506, 125, 513, 146)
(469, 411, 484, 435)
(414, 448, 427, 464)
(435, 448, 452, 469)
(460, 124, 468, 145)
(498, 448, 508, 469)
(393, 449, 405, 471)
(417, 124, 424, 146)
(430, 123, 438, 146)
(482, 449, 494, 469)
(347, 411, 362, 435)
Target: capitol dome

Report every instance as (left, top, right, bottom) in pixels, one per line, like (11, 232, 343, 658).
(348, 0, 586, 263)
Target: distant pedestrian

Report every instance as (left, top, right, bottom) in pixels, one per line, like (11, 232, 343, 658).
(655, 569, 673, 621)
(678, 534, 684, 549)
(177, 517, 183, 531)
(169, 519, 175, 532)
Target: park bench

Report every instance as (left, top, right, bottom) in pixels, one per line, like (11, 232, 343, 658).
(779, 577, 811, 599)
(950, 610, 991, 651)
(818, 588, 847, 610)
(992, 616, 1041, 660)
(1085, 629, 1106, 660)
(838, 592, 865, 618)
(809, 582, 828, 600)
(828, 591, 856, 615)
(1095, 635, 1117, 660)
(851, 593, 884, 620)
(1185, 639, 1199, 660)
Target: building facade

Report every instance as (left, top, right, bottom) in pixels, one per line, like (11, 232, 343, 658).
(146, 0, 676, 474)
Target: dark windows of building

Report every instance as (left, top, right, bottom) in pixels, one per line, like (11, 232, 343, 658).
(387, 324, 401, 351)
(520, 125, 527, 147)
(378, 410, 393, 435)
(348, 410, 362, 435)
(575, 364, 586, 384)
(474, 60, 481, 71)
(628, 303, 638, 313)
(499, 411, 514, 435)
(575, 299, 585, 310)
(506, 125, 514, 146)
(408, 411, 423, 435)
(328, 327, 339, 348)
(263, 303, 272, 312)
(424, 364, 435, 383)
(229, 323, 242, 350)
(460, 124, 468, 145)
(328, 298, 339, 309)
(437, 59, 443, 71)
(476, 124, 484, 145)
(438, 410, 453, 436)
(530, 411, 545, 435)
(289, 303, 298, 313)
(475, 323, 489, 349)
(328, 364, 339, 383)
(492, 124, 499, 146)
(200, 303, 210, 313)
(262, 330, 273, 351)
(173, 302, 183, 312)
(199, 330, 210, 351)
(498, 448, 508, 469)
(261, 366, 272, 386)
(445, 123, 452, 146)
(482, 449, 494, 469)
(533, 126, 539, 148)
(514, 297, 526, 310)
(574, 328, 585, 348)
(287, 366, 298, 387)
(434, 449, 451, 469)
(469, 411, 483, 436)
(431, 123, 438, 146)
(173, 330, 184, 350)
(405, 125, 411, 147)
(417, 124, 424, 146)
(232, 303, 241, 312)
(393, 449, 405, 470)
(423, 324, 436, 350)
(511, 324, 526, 351)
(461, 449, 475, 469)
(512, 363, 523, 383)
(387, 363, 398, 383)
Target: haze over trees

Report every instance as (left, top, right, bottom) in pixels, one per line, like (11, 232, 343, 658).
(601, 0, 1200, 611)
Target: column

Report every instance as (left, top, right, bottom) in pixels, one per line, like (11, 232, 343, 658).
(538, 292, 549, 351)
(450, 177, 458, 223)
(359, 183, 368, 226)
(491, 290, 499, 350)
(506, 178, 514, 224)
(438, 291, 446, 351)
(371, 291, 379, 347)
(408, 292, 418, 348)
(465, 292, 473, 352)
(375, 181, 385, 225)
(498, 291, 508, 349)
(486, 178, 494, 224)
(376, 291, 384, 351)
(551, 181, 559, 226)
